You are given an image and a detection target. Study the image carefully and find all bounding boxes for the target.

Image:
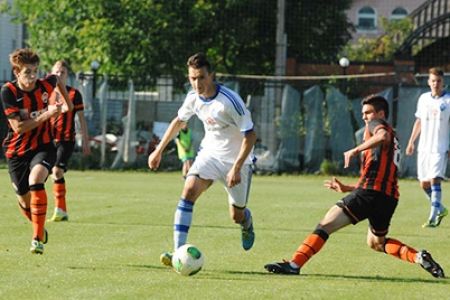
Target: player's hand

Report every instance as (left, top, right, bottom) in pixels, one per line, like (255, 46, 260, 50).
(47, 101, 62, 117)
(148, 150, 162, 170)
(324, 177, 346, 193)
(405, 143, 414, 156)
(226, 167, 241, 188)
(343, 148, 359, 168)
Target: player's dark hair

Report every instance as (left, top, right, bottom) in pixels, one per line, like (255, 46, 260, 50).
(187, 53, 212, 73)
(361, 94, 389, 119)
(429, 67, 444, 77)
(9, 48, 40, 73)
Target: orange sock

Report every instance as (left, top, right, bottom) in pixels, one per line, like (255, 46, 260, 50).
(30, 184, 47, 241)
(18, 201, 32, 221)
(291, 228, 329, 267)
(53, 179, 67, 212)
(384, 238, 417, 263)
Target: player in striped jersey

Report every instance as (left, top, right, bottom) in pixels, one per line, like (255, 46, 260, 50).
(148, 53, 257, 266)
(0, 48, 73, 254)
(265, 95, 445, 278)
(48, 60, 91, 222)
(406, 67, 449, 228)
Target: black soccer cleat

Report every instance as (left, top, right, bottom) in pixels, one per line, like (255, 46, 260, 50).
(419, 250, 445, 278)
(264, 260, 300, 275)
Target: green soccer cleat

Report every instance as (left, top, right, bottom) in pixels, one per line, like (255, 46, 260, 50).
(30, 239, 44, 255)
(422, 220, 437, 228)
(160, 252, 173, 267)
(48, 208, 69, 222)
(241, 223, 255, 251)
(435, 207, 448, 226)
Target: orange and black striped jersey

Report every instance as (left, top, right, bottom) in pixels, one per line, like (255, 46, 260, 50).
(51, 86, 84, 142)
(1, 75, 57, 158)
(356, 119, 400, 200)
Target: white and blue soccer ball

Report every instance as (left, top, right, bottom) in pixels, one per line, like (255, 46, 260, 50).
(172, 244, 204, 276)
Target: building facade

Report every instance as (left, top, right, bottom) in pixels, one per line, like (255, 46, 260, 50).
(0, 1, 24, 82)
(347, 0, 424, 41)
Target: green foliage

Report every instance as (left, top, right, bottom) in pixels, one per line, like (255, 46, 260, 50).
(0, 171, 448, 299)
(343, 17, 414, 62)
(5, 0, 352, 82)
(320, 159, 341, 175)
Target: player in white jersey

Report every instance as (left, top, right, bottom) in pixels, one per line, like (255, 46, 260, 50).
(406, 67, 449, 228)
(148, 53, 257, 266)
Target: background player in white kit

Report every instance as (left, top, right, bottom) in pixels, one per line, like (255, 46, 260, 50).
(406, 67, 449, 227)
(148, 53, 257, 266)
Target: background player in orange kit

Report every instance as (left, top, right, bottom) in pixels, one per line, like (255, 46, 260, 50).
(0, 48, 73, 254)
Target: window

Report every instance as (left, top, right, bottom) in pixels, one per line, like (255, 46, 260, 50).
(391, 7, 408, 20)
(357, 6, 376, 31)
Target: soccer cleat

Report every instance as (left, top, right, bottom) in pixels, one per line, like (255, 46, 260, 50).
(241, 223, 255, 251)
(264, 260, 300, 275)
(418, 250, 445, 278)
(48, 207, 69, 222)
(435, 207, 448, 226)
(30, 239, 44, 254)
(422, 220, 437, 228)
(160, 252, 173, 267)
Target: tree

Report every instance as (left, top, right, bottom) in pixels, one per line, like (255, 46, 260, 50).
(342, 17, 414, 62)
(3, 0, 352, 82)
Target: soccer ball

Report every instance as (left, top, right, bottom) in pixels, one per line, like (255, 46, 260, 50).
(171, 244, 204, 276)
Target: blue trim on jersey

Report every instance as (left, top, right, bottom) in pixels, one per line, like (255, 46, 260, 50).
(220, 86, 245, 116)
(198, 83, 220, 102)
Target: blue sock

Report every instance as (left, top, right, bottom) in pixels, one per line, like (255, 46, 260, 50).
(173, 199, 194, 250)
(429, 184, 442, 221)
(423, 187, 432, 202)
(241, 208, 252, 230)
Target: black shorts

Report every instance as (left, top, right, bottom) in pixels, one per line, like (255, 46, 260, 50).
(7, 143, 56, 195)
(54, 141, 75, 171)
(336, 188, 398, 236)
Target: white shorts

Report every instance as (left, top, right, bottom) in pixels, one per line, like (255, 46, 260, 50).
(417, 152, 448, 181)
(187, 153, 253, 208)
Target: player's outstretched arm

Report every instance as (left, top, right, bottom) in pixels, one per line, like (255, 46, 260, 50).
(148, 117, 186, 170)
(324, 177, 354, 193)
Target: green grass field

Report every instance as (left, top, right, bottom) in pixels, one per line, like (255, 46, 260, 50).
(0, 169, 448, 299)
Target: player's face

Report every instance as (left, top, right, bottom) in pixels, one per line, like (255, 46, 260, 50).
(428, 74, 444, 97)
(188, 66, 215, 98)
(362, 104, 384, 124)
(52, 64, 68, 85)
(15, 64, 39, 91)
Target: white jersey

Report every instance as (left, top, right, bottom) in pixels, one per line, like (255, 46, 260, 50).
(178, 84, 254, 164)
(415, 91, 450, 153)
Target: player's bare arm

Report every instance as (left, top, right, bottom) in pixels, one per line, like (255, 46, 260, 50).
(344, 127, 389, 168)
(7, 102, 62, 134)
(324, 177, 355, 193)
(406, 118, 421, 156)
(148, 117, 186, 170)
(227, 130, 257, 188)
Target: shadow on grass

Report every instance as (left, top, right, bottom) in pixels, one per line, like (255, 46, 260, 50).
(196, 269, 449, 285)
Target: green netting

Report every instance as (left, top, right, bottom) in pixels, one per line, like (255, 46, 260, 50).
(276, 85, 301, 171)
(395, 86, 427, 177)
(303, 85, 325, 172)
(326, 86, 356, 169)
